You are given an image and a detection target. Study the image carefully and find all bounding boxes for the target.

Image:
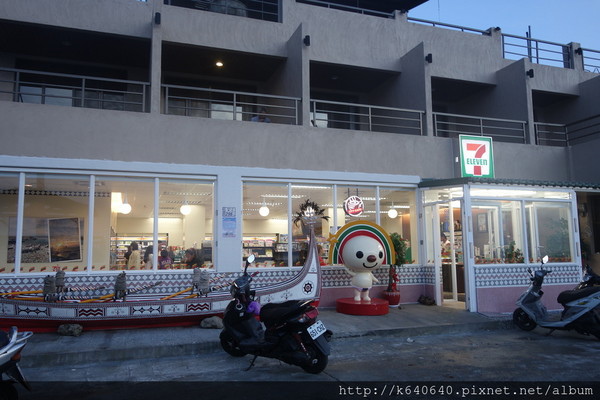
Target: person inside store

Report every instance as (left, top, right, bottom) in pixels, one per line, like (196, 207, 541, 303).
(158, 249, 173, 269)
(440, 233, 451, 256)
(126, 241, 140, 270)
(184, 248, 204, 269)
(318, 244, 327, 266)
(144, 245, 154, 269)
(251, 107, 271, 123)
(124, 245, 132, 265)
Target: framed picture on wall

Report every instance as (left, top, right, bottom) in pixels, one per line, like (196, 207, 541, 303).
(477, 213, 488, 233)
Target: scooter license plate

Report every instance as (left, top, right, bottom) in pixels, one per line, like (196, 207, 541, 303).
(307, 320, 326, 340)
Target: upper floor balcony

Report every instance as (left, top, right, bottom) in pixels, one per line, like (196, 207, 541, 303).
(2, 62, 600, 147)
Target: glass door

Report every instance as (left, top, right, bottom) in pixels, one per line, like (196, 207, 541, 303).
(424, 200, 466, 308)
(439, 201, 465, 305)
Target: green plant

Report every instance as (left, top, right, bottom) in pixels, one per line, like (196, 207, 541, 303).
(505, 241, 524, 263)
(387, 233, 407, 292)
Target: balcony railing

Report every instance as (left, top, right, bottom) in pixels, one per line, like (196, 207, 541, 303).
(296, 0, 395, 18)
(534, 122, 567, 147)
(163, 84, 301, 124)
(164, 0, 280, 22)
(433, 112, 527, 144)
(310, 100, 424, 135)
(566, 115, 600, 145)
(0, 67, 149, 112)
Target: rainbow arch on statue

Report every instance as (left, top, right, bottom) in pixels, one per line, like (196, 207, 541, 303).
(328, 220, 395, 266)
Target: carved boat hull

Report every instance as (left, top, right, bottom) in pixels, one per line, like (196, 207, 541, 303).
(0, 231, 323, 332)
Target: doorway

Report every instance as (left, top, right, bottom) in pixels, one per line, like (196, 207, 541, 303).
(424, 200, 467, 310)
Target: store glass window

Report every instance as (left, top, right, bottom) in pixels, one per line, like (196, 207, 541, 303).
(291, 184, 333, 266)
(472, 200, 525, 264)
(526, 202, 573, 263)
(17, 174, 90, 273)
(242, 182, 289, 267)
(98, 176, 155, 271)
(158, 179, 214, 269)
(380, 188, 418, 264)
(0, 173, 20, 273)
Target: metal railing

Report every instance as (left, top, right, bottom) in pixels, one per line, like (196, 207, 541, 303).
(581, 48, 600, 73)
(566, 115, 600, 145)
(296, 0, 394, 18)
(502, 33, 572, 68)
(164, 0, 280, 22)
(0, 67, 149, 112)
(408, 17, 490, 35)
(534, 122, 567, 147)
(407, 17, 598, 71)
(310, 99, 424, 135)
(433, 112, 527, 144)
(163, 84, 301, 124)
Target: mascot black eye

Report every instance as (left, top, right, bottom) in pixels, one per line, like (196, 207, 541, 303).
(356, 251, 364, 259)
(379, 251, 383, 259)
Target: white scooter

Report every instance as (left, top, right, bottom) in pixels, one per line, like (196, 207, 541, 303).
(0, 327, 32, 400)
(513, 256, 600, 339)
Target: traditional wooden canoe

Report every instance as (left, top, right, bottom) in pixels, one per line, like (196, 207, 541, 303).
(0, 230, 323, 332)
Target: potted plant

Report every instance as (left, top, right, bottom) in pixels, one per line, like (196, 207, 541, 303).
(383, 232, 407, 306)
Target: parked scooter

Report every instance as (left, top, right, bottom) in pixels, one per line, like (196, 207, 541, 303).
(0, 327, 32, 400)
(219, 255, 332, 374)
(575, 264, 600, 290)
(513, 256, 600, 339)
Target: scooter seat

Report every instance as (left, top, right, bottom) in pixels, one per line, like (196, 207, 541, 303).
(260, 299, 312, 324)
(557, 285, 600, 305)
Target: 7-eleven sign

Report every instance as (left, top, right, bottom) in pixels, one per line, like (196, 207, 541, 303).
(459, 135, 494, 178)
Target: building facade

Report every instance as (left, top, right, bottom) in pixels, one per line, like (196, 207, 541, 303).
(1, 0, 599, 314)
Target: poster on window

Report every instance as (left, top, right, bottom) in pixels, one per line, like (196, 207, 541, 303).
(48, 217, 82, 262)
(7, 217, 83, 263)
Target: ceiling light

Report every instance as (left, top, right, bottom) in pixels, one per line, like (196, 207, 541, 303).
(387, 208, 398, 219)
(180, 204, 192, 216)
(120, 202, 132, 215)
(259, 199, 270, 217)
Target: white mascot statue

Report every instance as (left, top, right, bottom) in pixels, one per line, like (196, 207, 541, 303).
(329, 221, 394, 303)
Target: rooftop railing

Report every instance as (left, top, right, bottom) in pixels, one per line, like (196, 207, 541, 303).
(502, 33, 572, 69)
(310, 99, 424, 135)
(433, 112, 527, 144)
(581, 48, 600, 73)
(163, 84, 301, 124)
(408, 17, 599, 72)
(408, 17, 490, 35)
(0, 67, 149, 112)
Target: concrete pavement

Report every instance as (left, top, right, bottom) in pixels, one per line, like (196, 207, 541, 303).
(20, 304, 513, 368)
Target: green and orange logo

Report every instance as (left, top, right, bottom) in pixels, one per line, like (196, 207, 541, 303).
(459, 135, 494, 178)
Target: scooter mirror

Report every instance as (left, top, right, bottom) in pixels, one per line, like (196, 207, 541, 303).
(247, 254, 256, 264)
(542, 255, 549, 264)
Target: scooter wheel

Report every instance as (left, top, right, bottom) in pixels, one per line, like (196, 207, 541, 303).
(513, 308, 537, 331)
(219, 331, 246, 357)
(301, 344, 328, 374)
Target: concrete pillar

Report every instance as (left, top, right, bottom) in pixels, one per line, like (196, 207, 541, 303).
(150, 0, 163, 114)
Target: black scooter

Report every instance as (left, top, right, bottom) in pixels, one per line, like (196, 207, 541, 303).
(513, 256, 600, 339)
(219, 255, 332, 374)
(0, 327, 32, 400)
